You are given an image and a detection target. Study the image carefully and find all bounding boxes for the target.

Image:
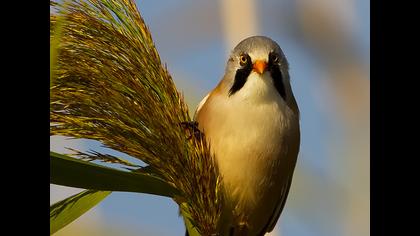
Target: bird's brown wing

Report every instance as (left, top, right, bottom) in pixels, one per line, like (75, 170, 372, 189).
(193, 93, 210, 121)
(259, 173, 294, 235)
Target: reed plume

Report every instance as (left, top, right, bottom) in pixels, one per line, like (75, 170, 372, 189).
(50, 0, 223, 234)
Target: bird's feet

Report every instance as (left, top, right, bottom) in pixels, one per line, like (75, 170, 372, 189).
(179, 121, 204, 141)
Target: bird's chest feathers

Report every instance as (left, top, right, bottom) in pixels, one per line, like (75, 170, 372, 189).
(203, 73, 296, 207)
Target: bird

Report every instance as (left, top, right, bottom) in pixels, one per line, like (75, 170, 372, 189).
(192, 36, 300, 236)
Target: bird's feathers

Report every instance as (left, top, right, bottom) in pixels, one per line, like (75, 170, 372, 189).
(193, 93, 209, 121)
(195, 71, 299, 235)
(259, 173, 293, 235)
(194, 36, 300, 235)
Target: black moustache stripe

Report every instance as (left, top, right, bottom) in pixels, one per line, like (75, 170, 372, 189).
(269, 65, 286, 100)
(229, 53, 286, 100)
(229, 55, 252, 96)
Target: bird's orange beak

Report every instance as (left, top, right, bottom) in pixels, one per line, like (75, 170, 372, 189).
(253, 60, 267, 74)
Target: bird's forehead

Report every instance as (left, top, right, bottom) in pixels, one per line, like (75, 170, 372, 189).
(248, 48, 271, 61)
(232, 36, 281, 61)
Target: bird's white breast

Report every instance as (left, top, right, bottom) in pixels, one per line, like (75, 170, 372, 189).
(198, 72, 297, 213)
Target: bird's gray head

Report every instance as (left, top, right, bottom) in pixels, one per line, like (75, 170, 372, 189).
(222, 36, 291, 102)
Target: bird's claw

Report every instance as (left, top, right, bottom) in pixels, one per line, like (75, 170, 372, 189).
(180, 121, 204, 140)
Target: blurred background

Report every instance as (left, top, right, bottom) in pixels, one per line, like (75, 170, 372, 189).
(50, 0, 370, 235)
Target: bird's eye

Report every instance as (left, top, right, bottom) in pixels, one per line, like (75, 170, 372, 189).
(239, 54, 248, 66)
(271, 54, 280, 64)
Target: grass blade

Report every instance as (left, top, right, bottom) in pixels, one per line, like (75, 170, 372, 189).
(50, 189, 111, 235)
(50, 151, 179, 197)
